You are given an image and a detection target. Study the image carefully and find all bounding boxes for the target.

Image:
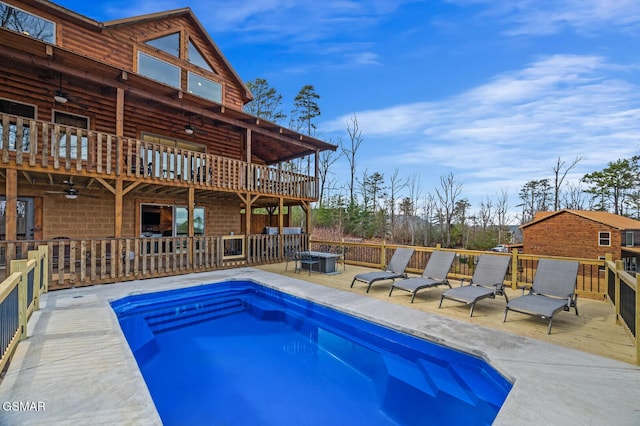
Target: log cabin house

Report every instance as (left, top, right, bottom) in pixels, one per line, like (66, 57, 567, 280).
(0, 0, 336, 287)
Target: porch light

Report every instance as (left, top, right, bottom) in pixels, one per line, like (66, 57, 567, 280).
(184, 124, 194, 135)
(54, 90, 68, 104)
(54, 73, 69, 103)
(64, 193, 77, 200)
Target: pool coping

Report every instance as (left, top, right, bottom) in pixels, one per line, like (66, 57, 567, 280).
(2, 267, 639, 425)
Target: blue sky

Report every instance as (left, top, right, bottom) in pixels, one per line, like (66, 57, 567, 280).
(56, 0, 640, 217)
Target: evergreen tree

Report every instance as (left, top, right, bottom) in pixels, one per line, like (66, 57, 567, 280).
(291, 85, 321, 137)
(244, 78, 286, 123)
(582, 156, 640, 215)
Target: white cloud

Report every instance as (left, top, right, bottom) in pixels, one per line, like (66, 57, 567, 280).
(447, 0, 640, 36)
(321, 53, 640, 206)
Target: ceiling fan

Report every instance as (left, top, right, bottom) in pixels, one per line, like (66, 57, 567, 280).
(46, 181, 99, 199)
(183, 115, 208, 136)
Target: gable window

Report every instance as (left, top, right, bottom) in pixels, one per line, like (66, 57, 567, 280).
(138, 52, 181, 88)
(626, 231, 634, 247)
(146, 32, 180, 57)
(598, 231, 611, 247)
(54, 111, 88, 160)
(188, 40, 214, 72)
(188, 72, 222, 103)
(0, 2, 55, 43)
(0, 98, 35, 152)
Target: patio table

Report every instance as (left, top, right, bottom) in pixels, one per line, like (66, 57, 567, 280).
(300, 251, 342, 274)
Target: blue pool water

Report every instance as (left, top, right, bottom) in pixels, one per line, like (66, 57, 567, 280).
(111, 280, 511, 425)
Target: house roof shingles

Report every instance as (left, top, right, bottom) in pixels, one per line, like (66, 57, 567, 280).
(521, 209, 640, 230)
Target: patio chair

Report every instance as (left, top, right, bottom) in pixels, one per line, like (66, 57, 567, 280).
(503, 258, 579, 334)
(388, 251, 456, 302)
(350, 247, 415, 293)
(334, 245, 348, 271)
(438, 254, 511, 316)
(296, 251, 320, 276)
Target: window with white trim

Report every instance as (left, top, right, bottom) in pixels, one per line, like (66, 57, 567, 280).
(598, 231, 611, 247)
(625, 231, 634, 247)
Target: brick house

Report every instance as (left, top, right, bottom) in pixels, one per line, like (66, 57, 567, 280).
(521, 209, 640, 271)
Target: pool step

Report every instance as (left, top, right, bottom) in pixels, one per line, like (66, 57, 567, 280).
(145, 297, 245, 333)
(447, 363, 511, 409)
(382, 354, 437, 397)
(244, 298, 285, 321)
(417, 358, 477, 406)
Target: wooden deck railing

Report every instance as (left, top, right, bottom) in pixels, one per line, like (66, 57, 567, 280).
(0, 245, 47, 373)
(0, 234, 309, 290)
(309, 239, 607, 296)
(0, 113, 317, 199)
(606, 259, 639, 363)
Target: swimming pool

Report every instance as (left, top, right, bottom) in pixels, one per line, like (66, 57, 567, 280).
(112, 280, 511, 425)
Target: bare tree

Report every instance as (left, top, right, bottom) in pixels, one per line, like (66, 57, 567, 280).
(477, 197, 494, 231)
(518, 179, 551, 224)
(421, 193, 437, 246)
(387, 169, 407, 241)
(562, 182, 591, 210)
(317, 139, 341, 207)
(435, 172, 463, 247)
(495, 188, 510, 244)
(341, 115, 363, 206)
(552, 156, 582, 210)
(404, 174, 422, 245)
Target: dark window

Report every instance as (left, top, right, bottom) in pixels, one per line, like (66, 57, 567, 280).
(0, 98, 35, 152)
(54, 111, 88, 160)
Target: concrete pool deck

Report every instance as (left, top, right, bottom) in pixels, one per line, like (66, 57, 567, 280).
(1, 267, 639, 425)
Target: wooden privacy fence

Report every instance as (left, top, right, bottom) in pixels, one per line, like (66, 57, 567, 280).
(0, 245, 47, 373)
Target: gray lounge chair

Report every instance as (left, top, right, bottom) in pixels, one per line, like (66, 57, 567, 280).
(438, 254, 511, 316)
(388, 251, 456, 302)
(350, 247, 415, 293)
(503, 258, 579, 334)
